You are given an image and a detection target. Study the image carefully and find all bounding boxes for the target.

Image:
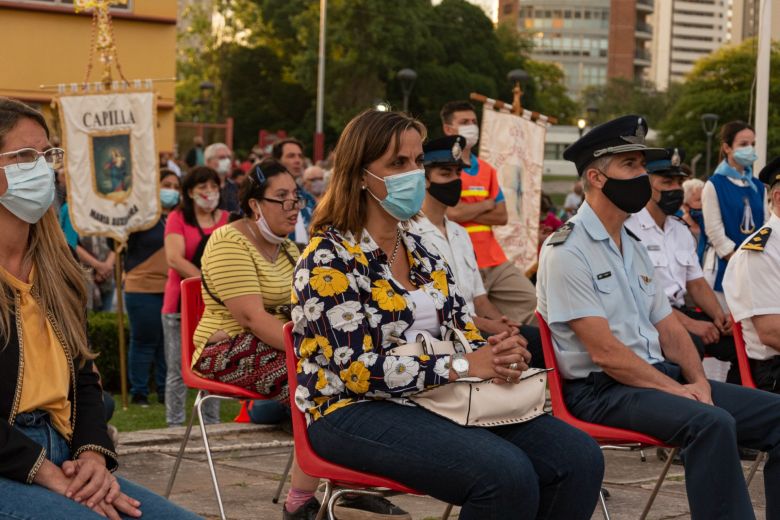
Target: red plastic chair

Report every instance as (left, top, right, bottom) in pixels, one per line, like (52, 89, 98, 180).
(282, 322, 452, 520)
(164, 277, 292, 519)
(535, 312, 677, 520)
(731, 316, 766, 484)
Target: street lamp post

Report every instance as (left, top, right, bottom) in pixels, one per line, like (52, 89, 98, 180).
(586, 104, 599, 125)
(701, 113, 719, 176)
(397, 68, 417, 114)
(199, 80, 215, 122)
(577, 118, 587, 137)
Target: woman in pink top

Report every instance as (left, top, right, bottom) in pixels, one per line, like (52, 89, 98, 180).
(162, 166, 229, 426)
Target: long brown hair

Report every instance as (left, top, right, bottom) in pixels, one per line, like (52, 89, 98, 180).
(0, 98, 92, 360)
(310, 109, 426, 236)
(718, 120, 753, 162)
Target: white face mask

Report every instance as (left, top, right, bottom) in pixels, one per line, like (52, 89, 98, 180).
(194, 190, 219, 211)
(457, 124, 479, 148)
(217, 158, 232, 175)
(0, 157, 55, 223)
(253, 206, 288, 244)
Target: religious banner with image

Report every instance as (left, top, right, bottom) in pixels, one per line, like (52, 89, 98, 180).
(478, 107, 548, 271)
(57, 90, 160, 243)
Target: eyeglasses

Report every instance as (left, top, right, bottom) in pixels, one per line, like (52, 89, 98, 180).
(0, 147, 65, 170)
(263, 197, 306, 211)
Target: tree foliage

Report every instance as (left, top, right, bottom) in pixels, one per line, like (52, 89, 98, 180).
(657, 39, 780, 175)
(177, 0, 575, 154)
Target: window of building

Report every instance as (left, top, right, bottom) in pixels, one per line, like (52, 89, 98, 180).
(503, 2, 513, 15)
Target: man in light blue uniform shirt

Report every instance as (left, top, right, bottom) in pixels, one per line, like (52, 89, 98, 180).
(537, 115, 780, 520)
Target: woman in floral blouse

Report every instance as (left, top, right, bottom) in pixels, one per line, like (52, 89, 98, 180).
(292, 109, 604, 520)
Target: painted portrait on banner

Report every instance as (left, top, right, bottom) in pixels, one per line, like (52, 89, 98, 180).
(91, 132, 133, 199)
(479, 107, 547, 272)
(57, 90, 160, 243)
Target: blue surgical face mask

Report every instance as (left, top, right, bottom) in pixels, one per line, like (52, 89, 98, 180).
(364, 168, 425, 220)
(0, 157, 55, 223)
(160, 188, 180, 208)
(733, 146, 758, 167)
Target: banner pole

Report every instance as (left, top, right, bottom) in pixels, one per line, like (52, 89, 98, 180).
(114, 242, 129, 410)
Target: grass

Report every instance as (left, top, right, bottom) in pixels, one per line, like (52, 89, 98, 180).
(109, 389, 242, 432)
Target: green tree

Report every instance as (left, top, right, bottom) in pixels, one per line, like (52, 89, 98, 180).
(657, 39, 780, 175)
(580, 77, 677, 129)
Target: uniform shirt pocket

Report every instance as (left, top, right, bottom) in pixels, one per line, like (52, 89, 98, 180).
(638, 274, 657, 296)
(593, 273, 617, 294)
(674, 249, 696, 267)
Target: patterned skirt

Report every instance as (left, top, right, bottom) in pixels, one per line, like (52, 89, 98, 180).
(195, 333, 289, 404)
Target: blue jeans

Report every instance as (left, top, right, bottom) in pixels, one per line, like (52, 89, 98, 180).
(565, 362, 780, 520)
(1, 411, 201, 519)
(162, 313, 219, 426)
(126, 292, 166, 398)
(308, 401, 603, 520)
(248, 400, 289, 424)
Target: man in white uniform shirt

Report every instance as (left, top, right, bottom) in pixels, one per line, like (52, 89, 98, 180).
(626, 148, 739, 383)
(411, 135, 543, 367)
(724, 157, 780, 392)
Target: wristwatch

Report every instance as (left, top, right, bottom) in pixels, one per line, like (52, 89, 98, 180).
(451, 352, 470, 379)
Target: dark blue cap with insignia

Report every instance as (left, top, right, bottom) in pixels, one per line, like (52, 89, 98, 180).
(563, 115, 667, 176)
(646, 148, 688, 177)
(423, 135, 466, 167)
(758, 156, 780, 188)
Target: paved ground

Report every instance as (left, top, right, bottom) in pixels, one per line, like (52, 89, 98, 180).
(116, 422, 766, 520)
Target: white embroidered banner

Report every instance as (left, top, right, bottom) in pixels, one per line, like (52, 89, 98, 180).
(479, 108, 547, 271)
(57, 91, 160, 243)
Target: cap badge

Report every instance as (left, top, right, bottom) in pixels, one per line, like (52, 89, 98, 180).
(671, 148, 681, 167)
(452, 140, 462, 161)
(622, 117, 646, 145)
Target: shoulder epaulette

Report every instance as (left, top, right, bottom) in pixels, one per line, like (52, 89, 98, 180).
(672, 215, 690, 228)
(625, 227, 641, 241)
(547, 222, 574, 246)
(741, 226, 772, 252)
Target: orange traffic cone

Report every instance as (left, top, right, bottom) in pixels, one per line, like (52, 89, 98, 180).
(234, 400, 252, 423)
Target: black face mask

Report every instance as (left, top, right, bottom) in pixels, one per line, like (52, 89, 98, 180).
(656, 188, 684, 215)
(599, 172, 652, 214)
(428, 178, 462, 207)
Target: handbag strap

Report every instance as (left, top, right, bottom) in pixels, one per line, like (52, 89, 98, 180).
(445, 327, 473, 354)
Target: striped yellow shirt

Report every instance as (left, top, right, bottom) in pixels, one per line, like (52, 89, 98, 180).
(192, 224, 299, 366)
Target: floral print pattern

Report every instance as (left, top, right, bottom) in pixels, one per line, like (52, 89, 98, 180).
(292, 225, 484, 423)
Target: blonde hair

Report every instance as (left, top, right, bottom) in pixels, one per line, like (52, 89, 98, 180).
(310, 109, 426, 236)
(0, 98, 92, 361)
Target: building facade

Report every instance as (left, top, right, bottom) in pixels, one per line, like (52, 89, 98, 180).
(0, 0, 176, 152)
(730, 0, 780, 44)
(650, 0, 730, 90)
(498, 0, 654, 97)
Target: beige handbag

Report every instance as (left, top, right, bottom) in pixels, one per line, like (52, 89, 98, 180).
(387, 328, 550, 427)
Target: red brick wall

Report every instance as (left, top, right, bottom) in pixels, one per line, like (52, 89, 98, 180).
(608, 0, 638, 80)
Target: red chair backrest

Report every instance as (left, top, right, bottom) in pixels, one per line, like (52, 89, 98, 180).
(179, 277, 260, 399)
(534, 311, 669, 447)
(731, 316, 757, 389)
(282, 322, 420, 493)
(180, 277, 205, 388)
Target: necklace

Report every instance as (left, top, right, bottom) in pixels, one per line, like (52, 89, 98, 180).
(245, 218, 279, 262)
(388, 229, 402, 266)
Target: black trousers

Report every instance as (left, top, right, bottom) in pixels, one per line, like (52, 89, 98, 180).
(751, 357, 780, 393)
(676, 306, 740, 384)
(565, 362, 780, 519)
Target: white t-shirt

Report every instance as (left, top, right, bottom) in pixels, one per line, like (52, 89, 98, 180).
(411, 216, 485, 316)
(723, 212, 780, 360)
(403, 288, 441, 342)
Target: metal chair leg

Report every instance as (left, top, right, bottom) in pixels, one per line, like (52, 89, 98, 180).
(599, 489, 611, 520)
(198, 393, 227, 520)
(164, 389, 201, 498)
(314, 481, 332, 520)
(639, 448, 647, 462)
(746, 451, 766, 487)
(639, 447, 678, 520)
(273, 448, 295, 504)
(441, 503, 453, 520)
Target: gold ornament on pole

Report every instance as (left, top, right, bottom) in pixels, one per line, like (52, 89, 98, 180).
(74, 0, 131, 409)
(75, 0, 129, 88)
